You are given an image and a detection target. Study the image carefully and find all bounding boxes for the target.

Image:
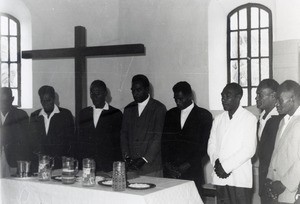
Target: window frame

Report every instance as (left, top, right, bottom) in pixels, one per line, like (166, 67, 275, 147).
(0, 13, 21, 106)
(227, 3, 273, 106)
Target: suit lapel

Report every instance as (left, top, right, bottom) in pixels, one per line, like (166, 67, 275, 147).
(182, 106, 195, 131)
(274, 116, 297, 151)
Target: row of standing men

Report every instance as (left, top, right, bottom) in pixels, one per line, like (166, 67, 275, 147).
(1, 74, 300, 203)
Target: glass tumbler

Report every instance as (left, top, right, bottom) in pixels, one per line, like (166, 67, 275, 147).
(112, 161, 126, 191)
(82, 158, 96, 187)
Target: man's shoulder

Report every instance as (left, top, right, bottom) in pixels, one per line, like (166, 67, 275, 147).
(58, 107, 73, 116)
(193, 105, 212, 117)
(11, 106, 28, 117)
(149, 98, 166, 110)
(30, 109, 42, 117)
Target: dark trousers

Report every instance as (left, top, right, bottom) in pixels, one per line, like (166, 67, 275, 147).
(216, 185, 252, 204)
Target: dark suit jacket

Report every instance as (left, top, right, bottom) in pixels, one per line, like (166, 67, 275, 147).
(162, 105, 213, 192)
(121, 98, 166, 175)
(29, 107, 75, 170)
(76, 105, 122, 172)
(0, 106, 29, 167)
(257, 114, 284, 196)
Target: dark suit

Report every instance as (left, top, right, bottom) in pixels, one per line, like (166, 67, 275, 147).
(121, 98, 166, 176)
(76, 106, 122, 172)
(162, 104, 212, 194)
(0, 106, 29, 167)
(257, 114, 284, 203)
(29, 107, 75, 170)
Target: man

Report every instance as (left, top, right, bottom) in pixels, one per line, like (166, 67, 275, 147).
(255, 79, 284, 204)
(121, 74, 166, 176)
(76, 80, 122, 172)
(0, 87, 29, 176)
(29, 85, 75, 170)
(207, 83, 257, 204)
(162, 81, 212, 195)
(266, 80, 300, 203)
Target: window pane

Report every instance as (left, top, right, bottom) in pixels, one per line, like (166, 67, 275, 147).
(1, 16, 8, 35)
(261, 29, 269, 56)
(1, 63, 8, 87)
(231, 32, 238, 58)
(251, 7, 259, 28)
(240, 59, 247, 86)
(230, 13, 238, 30)
(10, 63, 18, 87)
(1, 37, 8, 61)
(9, 19, 17, 35)
(251, 59, 259, 86)
(251, 30, 259, 57)
(239, 31, 247, 58)
(251, 88, 257, 106)
(230, 60, 238, 83)
(261, 58, 269, 79)
(10, 37, 17, 61)
(260, 9, 269, 27)
(239, 9, 247, 29)
(241, 88, 248, 106)
(11, 89, 18, 106)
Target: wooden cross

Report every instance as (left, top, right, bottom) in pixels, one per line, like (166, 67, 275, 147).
(22, 26, 145, 117)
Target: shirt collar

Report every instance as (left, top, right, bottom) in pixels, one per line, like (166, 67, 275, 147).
(181, 102, 194, 113)
(290, 106, 300, 117)
(39, 104, 60, 117)
(228, 105, 243, 119)
(138, 94, 150, 106)
(92, 102, 109, 110)
(260, 107, 278, 120)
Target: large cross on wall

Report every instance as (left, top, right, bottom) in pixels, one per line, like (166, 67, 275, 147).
(22, 26, 145, 117)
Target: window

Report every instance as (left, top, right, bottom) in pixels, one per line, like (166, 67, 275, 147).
(0, 13, 21, 106)
(227, 3, 272, 106)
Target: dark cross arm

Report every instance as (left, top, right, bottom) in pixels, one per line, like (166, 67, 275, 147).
(22, 44, 145, 59)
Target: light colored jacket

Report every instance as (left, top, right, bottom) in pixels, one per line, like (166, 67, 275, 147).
(207, 106, 257, 188)
(267, 115, 300, 203)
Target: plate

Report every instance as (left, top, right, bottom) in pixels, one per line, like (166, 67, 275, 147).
(11, 173, 35, 179)
(51, 175, 79, 182)
(127, 182, 156, 190)
(98, 179, 113, 187)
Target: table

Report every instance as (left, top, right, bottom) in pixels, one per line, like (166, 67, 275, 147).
(0, 175, 203, 204)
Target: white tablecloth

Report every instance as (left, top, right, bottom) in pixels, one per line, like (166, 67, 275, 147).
(0, 176, 203, 204)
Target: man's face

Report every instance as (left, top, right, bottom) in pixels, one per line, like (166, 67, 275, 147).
(0, 92, 13, 111)
(40, 93, 55, 114)
(256, 87, 275, 110)
(221, 87, 240, 112)
(131, 82, 149, 103)
(174, 91, 192, 110)
(90, 86, 107, 108)
(276, 91, 293, 115)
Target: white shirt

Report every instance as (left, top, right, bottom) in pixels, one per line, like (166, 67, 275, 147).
(92, 102, 109, 128)
(279, 106, 300, 139)
(258, 107, 278, 140)
(1, 111, 9, 125)
(207, 106, 257, 188)
(39, 104, 60, 135)
(137, 95, 150, 116)
(180, 102, 194, 129)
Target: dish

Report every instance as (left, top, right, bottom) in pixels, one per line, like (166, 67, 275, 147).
(127, 182, 156, 190)
(11, 174, 35, 179)
(51, 175, 79, 182)
(98, 179, 113, 187)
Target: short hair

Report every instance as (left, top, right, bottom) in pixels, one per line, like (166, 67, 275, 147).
(38, 85, 55, 99)
(90, 80, 107, 91)
(0, 87, 13, 98)
(172, 81, 192, 96)
(258, 79, 279, 92)
(132, 74, 149, 88)
(224, 83, 243, 97)
(278, 80, 300, 100)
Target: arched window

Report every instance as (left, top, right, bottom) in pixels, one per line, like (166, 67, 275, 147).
(227, 3, 272, 106)
(0, 13, 21, 106)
